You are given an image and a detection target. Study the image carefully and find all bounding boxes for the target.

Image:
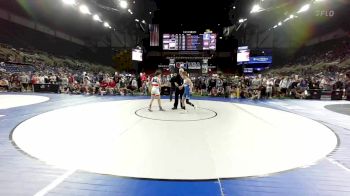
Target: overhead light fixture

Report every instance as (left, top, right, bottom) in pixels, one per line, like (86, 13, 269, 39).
(104, 22, 111, 28)
(273, 25, 278, 29)
(93, 14, 102, 22)
(283, 15, 295, 22)
(297, 4, 310, 13)
(62, 0, 76, 5)
(141, 20, 146, 24)
(278, 22, 282, 26)
(149, 11, 152, 15)
(79, 5, 91, 15)
(238, 18, 247, 23)
(120, 0, 128, 9)
(233, 6, 236, 9)
(128, 9, 133, 14)
(135, 19, 139, 22)
(250, 4, 262, 13)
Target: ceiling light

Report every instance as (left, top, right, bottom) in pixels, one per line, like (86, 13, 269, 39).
(278, 22, 282, 26)
(79, 5, 91, 15)
(250, 4, 262, 13)
(135, 19, 139, 22)
(62, 0, 76, 5)
(93, 14, 102, 22)
(104, 22, 111, 28)
(238, 18, 247, 23)
(284, 17, 295, 22)
(297, 4, 310, 13)
(120, 0, 128, 9)
(141, 20, 146, 24)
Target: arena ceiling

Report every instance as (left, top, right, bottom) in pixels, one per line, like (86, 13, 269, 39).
(0, 0, 349, 45)
(0, 0, 156, 42)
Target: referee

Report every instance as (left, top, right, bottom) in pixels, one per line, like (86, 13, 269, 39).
(172, 68, 185, 110)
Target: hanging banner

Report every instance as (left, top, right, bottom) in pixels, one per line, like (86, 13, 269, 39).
(168, 58, 176, 72)
(175, 61, 201, 70)
(202, 59, 208, 74)
(186, 62, 201, 70)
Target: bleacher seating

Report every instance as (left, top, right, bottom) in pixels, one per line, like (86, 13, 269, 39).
(2, 63, 35, 73)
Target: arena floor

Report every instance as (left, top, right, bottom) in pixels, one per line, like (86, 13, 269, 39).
(1, 93, 350, 196)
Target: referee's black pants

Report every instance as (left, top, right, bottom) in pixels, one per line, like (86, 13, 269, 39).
(173, 88, 184, 109)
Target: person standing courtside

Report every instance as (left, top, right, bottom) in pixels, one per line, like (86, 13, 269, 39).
(170, 73, 177, 102)
(172, 68, 184, 110)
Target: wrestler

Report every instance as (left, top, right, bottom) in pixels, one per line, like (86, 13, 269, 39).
(148, 71, 165, 112)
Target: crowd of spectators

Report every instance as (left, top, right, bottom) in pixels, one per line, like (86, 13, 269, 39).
(0, 42, 131, 95)
(1, 38, 350, 100)
(287, 37, 350, 66)
(271, 37, 350, 76)
(2, 61, 350, 100)
(188, 71, 350, 100)
(0, 62, 147, 96)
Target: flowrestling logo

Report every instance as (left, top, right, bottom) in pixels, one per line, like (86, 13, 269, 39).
(315, 10, 335, 17)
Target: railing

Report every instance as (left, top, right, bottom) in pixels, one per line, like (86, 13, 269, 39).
(33, 84, 59, 93)
(306, 89, 349, 100)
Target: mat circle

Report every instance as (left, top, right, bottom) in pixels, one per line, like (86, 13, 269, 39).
(135, 107, 217, 121)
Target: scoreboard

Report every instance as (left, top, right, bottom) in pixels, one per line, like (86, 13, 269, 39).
(185, 34, 203, 50)
(163, 33, 216, 51)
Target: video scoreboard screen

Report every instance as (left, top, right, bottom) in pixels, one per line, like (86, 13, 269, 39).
(132, 48, 142, 62)
(237, 46, 250, 63)
(163, 33, 216, 51)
